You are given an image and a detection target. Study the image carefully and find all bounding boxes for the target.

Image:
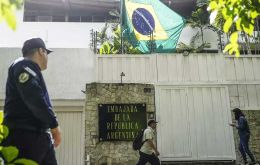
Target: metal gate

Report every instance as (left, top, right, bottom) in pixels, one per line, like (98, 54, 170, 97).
(156, 86, 236, 161)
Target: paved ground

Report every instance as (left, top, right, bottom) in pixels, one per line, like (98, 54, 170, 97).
(161, 161, 236, 165)
(161, 162, 260, 165)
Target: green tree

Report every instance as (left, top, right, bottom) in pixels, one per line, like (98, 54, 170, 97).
(98, 9, 142, 54)
(0, 0, 23, 30)
(187, 0, 210, 44)
(99, 25, 142, 54)
(96, 23, 110, 45)
(179, 0, 213, 52)
(208, 0, 260, 56)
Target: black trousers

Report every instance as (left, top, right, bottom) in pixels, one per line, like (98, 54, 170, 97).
(239, 134, 255, 163)
(137, 151, 160, 165)
(2, 129, 57, 165)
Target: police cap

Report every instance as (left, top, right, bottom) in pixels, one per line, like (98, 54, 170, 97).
(22, 38, 53, 56)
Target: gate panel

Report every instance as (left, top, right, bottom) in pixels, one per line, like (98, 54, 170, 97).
(156, 86, 236, 161)
(55, 110, 84, 165)
(157, 88, 192, 159)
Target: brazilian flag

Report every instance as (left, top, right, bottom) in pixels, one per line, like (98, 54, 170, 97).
(122, 0, 185, 53)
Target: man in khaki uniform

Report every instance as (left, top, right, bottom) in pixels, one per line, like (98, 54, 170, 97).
(137, 119, 160, 165)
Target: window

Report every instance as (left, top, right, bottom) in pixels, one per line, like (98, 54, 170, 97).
(92, 16, 105, 22)
(23, 1, 119, 23)
(80, 16, 92, 22)
(53, 16, 66, 22)
(24, 15, 37, 22)
(37, 16, 52, 22)
(68, 16, 81, 22)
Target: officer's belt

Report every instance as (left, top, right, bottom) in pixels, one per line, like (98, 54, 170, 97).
(7, 124, 48, 133)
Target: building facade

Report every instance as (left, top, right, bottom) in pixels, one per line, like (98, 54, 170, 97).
(1, 1, 259, 164)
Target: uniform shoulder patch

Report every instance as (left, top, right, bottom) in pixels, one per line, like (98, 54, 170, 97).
(24, 66, 37, 77)
(19, 72, 30, 83)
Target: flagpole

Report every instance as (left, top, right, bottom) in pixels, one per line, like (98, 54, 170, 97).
(120, 0, 124, 54)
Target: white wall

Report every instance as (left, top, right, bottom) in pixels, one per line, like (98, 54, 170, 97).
(0, 9, 105, 48)
(0, 48, 95, 100)
(96, 54, 260, 83)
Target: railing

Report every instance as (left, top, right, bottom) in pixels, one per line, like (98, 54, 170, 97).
(219, 19, 260, 55)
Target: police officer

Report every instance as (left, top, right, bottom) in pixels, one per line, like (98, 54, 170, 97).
(2, 38, 62, 165)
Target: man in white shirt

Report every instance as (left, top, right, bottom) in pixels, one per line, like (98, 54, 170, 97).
(137, 119, 160, 165)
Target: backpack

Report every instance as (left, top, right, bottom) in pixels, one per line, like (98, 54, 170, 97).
(132, 129, 146, 150)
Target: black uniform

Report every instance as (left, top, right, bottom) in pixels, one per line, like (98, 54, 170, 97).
(2, 57, 58, 165)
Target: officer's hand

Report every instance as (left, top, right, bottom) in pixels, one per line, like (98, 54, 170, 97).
(51, 127, 62, 147)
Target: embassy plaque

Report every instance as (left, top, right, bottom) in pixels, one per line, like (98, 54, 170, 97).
(98, 103, 146, 141)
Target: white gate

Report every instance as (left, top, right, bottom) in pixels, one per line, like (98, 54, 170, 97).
(54, 105, 85, 165)
(156, 86, 236, 161)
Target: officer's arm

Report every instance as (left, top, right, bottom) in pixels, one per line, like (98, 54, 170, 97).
(51, 126, 62, 147)
(15, 68, 58, 129)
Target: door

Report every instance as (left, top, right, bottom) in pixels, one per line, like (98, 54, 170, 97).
(156, 86, 236, 161)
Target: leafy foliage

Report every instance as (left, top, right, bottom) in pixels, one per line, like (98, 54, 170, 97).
(96, 23, 110, 46)
(0, 111, 38, 165)
(208, 0, 260, 56)
(186, 1, 211, 44)
(1, 146, 19, 163)
(108, 9, 120, 29)
(98, 9, 142, 55)
(99, 25, 142, 54)
(180, 0, 212, 52)
(0, 0, 23, 30)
